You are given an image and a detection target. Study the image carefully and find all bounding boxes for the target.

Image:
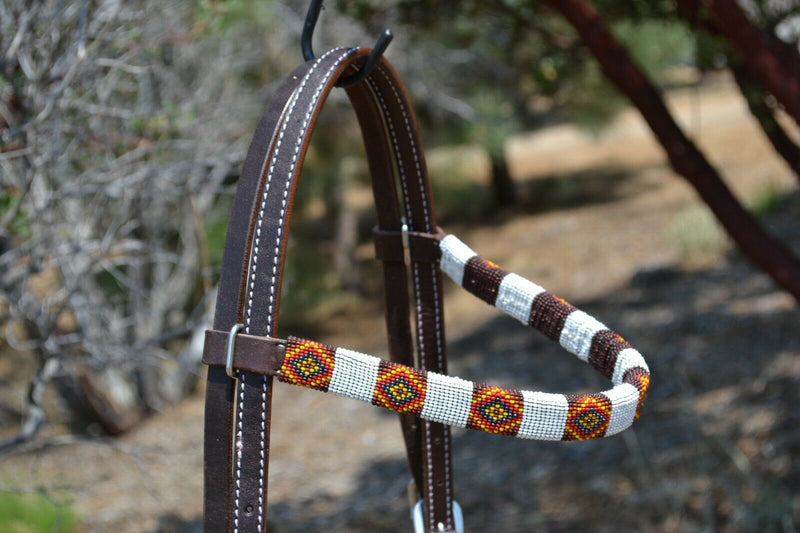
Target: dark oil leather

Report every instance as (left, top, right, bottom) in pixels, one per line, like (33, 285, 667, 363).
(203, 49, 456, 532)
(204, 60, 313, 533)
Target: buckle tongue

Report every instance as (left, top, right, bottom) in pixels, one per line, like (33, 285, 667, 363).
(225, 323, 244, 379)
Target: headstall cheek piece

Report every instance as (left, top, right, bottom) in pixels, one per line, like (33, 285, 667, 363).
(201, 3, 651, 531)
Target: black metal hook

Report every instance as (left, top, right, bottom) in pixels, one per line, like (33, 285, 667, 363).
(302, 0, 393, 88)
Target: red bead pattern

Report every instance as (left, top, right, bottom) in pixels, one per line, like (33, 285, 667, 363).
(279, 337, 335, 391)
(272, 234, 651, 441)
(467, 385, 523, 435)
(563, 394, 612, 440)
(372, 362, 427, 414)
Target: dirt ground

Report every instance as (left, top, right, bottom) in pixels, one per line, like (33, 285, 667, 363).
(2, 73, 799, 532)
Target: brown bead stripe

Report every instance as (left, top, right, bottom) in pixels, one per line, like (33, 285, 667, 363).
(268, 234, 652, 441)
(462, 256, 508, 305)
(438, 234, 650, 430)
(622, 367, 651, 420)
(588, 330, 632, 380)
(528, 292, 576, 341)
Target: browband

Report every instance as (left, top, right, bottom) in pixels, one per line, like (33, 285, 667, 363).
(204, 234, 650, 441)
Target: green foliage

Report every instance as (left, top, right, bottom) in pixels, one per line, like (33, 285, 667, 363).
(93, 267, 129, 299)
(693, 31, 729, 71)
(0, 192, 31, 238)
(613, 20, 695, 84)
(0, 492, 78, 533)
(469, 91, 520, 159)
(747, 479, 797, 532)
(665, 205, 727, 257)
(278, 235, 342, 334)
(427, 145, 495, 222)
(191, 0, 278, 34)
(341, 1, 699, 143)
(560, 59, 626, 130)
(205, 199, 232, 270)
(564, 19, 695, 128)
(749, 184, 789, 217)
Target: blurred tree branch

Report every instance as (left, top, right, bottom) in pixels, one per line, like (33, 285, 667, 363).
(547, 0, 800, 302)
(678, 0, 800, 126)
(0, 0, 310, 449)
(674, 0, 800, 183)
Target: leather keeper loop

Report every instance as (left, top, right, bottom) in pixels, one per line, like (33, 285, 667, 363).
(203, 329, 285, 377)
(373, 226, 444, 263)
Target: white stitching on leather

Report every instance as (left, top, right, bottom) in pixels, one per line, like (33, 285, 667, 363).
(366, 74, 435, 529)
(268, 48, 357, 338)
(246, 47, 344, 338)
(377, 66, 453, 529)
(258, 376, 266, 528)
(234, 372, 245, 530)
(370, 66, 453, 530)
(236, 47, 349, 532)
(431, 266, 451, 525)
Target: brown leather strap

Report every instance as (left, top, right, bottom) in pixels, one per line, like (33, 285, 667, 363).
(344, 82, 427, 494)
(363, 63, 456, 531)
(230, 49, 367, 533)
(203, 48, 456, 532)
(203, 60, 313, 533)
(350, 64, 455, 529)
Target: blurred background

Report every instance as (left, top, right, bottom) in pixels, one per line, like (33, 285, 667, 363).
(1, 0, 799, 531)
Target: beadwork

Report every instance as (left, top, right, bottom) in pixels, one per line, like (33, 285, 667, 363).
(280, 339, 335, 391)
(274, 233, 651, 441)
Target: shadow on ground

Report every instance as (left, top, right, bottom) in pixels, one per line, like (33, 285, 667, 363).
(183, 195, 800, 532)
(214, 193, 800, 531)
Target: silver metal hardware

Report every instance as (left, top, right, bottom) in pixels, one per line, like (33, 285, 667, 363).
(226, 323, 244, 379)
(401, 216, 411, 266)
(411, 499, 464, 533)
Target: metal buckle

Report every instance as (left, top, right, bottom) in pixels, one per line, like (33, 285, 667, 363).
(401, 216, 411, 266)
(411, 499, 464, 533)
(226, 323, 244, 379)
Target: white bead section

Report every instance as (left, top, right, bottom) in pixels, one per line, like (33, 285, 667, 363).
(496, 273, 545, 324)
(439, 235, 476, 286)
(329, 347, 380, 402)
(611, 348, 649, 385)
(559, 310, 607, 361)
(421, 372, 474, 428)
(603, 383, 640, 436)
(518, 391, 569, 440)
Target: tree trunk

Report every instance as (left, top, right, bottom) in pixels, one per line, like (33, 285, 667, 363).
(730, 61, 800, 182)
(490, 150, 516, 207)
(548, 0, 800, 302)
(673, 0, 800, 183)
(689, 0, 800, 127)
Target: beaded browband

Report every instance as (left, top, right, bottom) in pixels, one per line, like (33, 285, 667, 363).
(204, 234, 650, 441)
